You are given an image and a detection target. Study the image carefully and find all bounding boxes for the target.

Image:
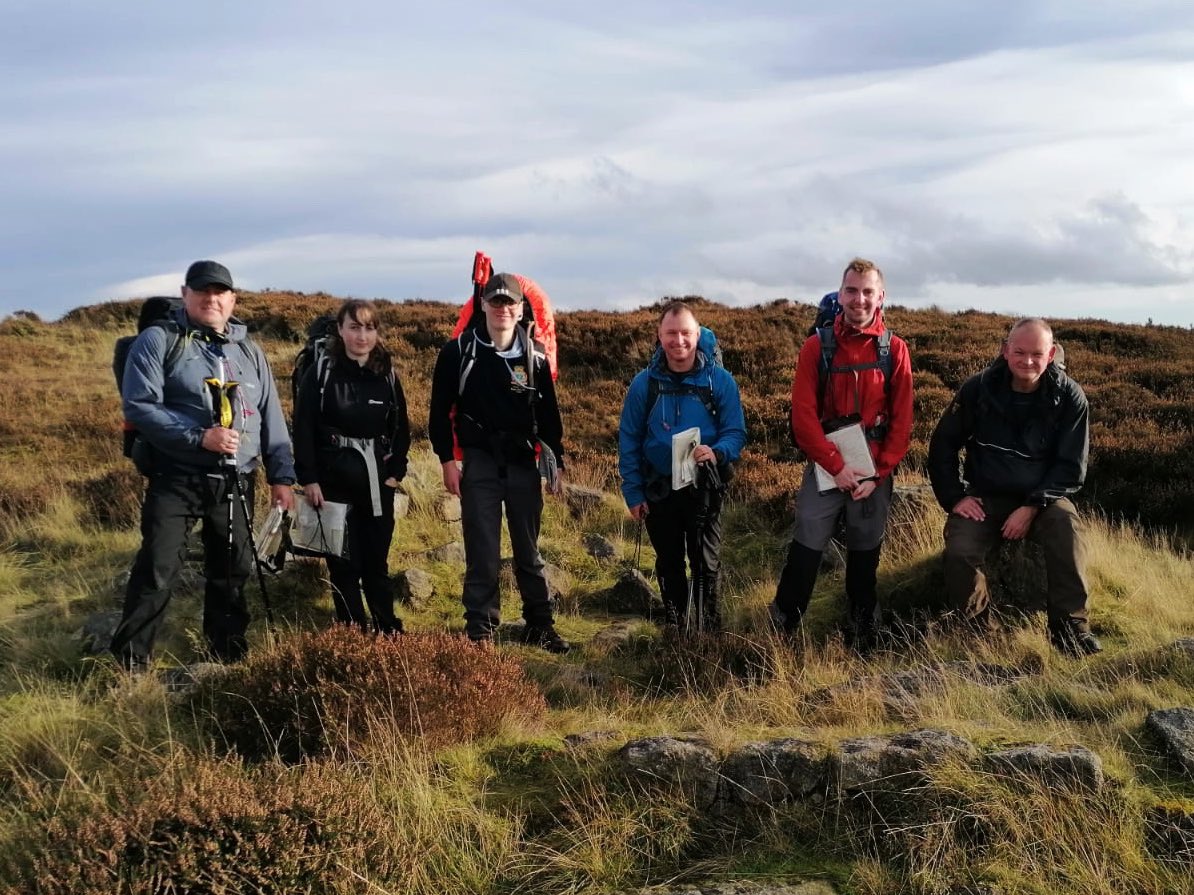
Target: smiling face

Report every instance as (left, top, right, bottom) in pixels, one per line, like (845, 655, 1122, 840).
(839, 268, 885, 329)
(658, 306, 699, 373)
(482, 294, 523, 345)
(1002, 321, 1056, 392)
(181, 285, 237, 332)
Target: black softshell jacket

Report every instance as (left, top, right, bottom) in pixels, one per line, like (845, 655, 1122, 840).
(928, 357, 1089, 510)
(294, 357, 410, 502)
(427, 332, 564, 468)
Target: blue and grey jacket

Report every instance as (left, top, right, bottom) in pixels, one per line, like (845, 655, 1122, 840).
(618, 343, 746, 509)
(122, 309, 296, 481)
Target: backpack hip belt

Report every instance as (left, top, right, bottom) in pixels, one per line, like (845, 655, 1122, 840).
(330, 434, 384, 516)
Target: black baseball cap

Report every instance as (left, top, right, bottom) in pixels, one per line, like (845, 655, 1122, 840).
(482, 272, 523, 304)
(185, 260, 235, 291)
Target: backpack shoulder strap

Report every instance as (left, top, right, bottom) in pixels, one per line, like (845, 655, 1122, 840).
(457, 330, 479, 395)
(643, 375, 660, 432)
(876, 328, 892, 386)
(641, 371, 718, 432)
(816, 325, 836, 415)
(148, 318, 186, 377)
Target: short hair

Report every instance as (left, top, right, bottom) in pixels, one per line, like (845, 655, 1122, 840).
(841, 257, 884, 286)
(1007, 317, 1053, 342)
(657, 300, 698, 327)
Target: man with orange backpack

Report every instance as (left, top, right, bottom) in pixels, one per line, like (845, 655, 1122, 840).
(770, 258, 914, 652)
(428, 271, 569, 653)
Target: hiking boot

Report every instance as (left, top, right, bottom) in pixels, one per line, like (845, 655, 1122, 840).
(845, 620, 879, 657)
(768, 602, 801, 639)
(520, 624, 571, 654)
(1049, 620, 1102, 657)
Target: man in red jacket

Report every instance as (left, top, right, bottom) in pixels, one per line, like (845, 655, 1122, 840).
(770, 258, 914, 651)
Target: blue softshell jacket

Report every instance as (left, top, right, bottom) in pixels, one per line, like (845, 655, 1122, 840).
(618, 338, 746, 509)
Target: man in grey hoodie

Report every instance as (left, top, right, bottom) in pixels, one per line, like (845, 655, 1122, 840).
(111, 260, 295, 670)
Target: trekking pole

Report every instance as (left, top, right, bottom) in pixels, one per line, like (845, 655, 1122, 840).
(232, 469, 275, 629)
(205, 379, 275, 635)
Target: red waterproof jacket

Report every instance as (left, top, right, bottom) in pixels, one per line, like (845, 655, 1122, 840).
(789, 310, 913, 480)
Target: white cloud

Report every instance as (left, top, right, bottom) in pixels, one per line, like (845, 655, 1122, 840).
(3, 2, 1194, 324)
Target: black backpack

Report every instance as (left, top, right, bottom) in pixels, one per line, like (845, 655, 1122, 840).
(291, 315, 339, 414)
(115, 297, 182, 463)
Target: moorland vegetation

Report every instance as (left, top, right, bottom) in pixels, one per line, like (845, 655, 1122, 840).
(0, 294, 1192, 894)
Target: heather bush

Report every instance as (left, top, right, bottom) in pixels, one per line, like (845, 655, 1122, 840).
(201, 626, 547, 761)
(77, 465, 144, 529)
(0, 756, 414, 895)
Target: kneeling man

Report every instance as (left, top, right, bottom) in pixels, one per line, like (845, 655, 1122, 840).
(927, 318, 1100, 656)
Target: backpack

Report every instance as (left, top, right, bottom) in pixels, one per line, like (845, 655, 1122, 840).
(291, 313, 402, 431)
(787, 297, 895, 455)
(808, 291, 841, 336)
(115, 298, 261, 475)
(639, 325, 735, 487)
(290, 314, 339, 415)
(448, 252, 558, 461)
(451, 252, 558, 389)
(115, 297, 183, 462)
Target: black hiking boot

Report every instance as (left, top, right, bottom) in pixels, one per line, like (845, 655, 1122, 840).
(845, 546, 883, 656)
(768, 601, 802, 639)
(520, 624, 571, 654)
(1049, 619, 1102, 657)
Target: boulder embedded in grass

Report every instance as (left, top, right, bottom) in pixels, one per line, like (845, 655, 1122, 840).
(1146, 707, 1194, 776)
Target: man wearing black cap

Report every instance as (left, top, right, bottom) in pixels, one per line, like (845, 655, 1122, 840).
(111, 260, 296, 671)
(428, 273, 569, 653)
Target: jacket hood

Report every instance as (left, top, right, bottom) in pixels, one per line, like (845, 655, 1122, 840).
(177, 307, 249, 343)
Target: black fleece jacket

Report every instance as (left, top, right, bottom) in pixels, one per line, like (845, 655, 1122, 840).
(294, 356, 410, 499)
(428, 329, 564, 468)
(928, 357, 1089, 511)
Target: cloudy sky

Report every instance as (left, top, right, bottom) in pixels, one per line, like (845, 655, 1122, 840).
(3, 1, 1193, 324)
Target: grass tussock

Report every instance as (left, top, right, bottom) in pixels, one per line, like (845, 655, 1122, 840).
(201, 626, 547, 762)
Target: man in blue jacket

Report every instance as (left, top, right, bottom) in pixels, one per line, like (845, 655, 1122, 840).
(619, 301, 746, 631)
(111, 260, 296, 670)
(928, 317, 1100, 656)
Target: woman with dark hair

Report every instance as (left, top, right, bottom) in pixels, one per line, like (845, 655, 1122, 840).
(294, 300, 411, 633)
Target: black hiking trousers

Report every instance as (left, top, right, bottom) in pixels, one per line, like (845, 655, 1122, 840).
(111, 470, 256, 665)
(644, 483, 724, 629)
(326, 485, 400, 634)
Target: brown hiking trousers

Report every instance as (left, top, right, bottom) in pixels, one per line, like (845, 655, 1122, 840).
(942, 496, 1091, 628)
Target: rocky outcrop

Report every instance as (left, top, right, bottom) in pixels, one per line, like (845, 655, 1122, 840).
(616, 736, 720, 808)
(984, 744, 1104, 791)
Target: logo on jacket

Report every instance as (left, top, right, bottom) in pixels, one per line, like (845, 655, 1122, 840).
(512, 365, 528, 387)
